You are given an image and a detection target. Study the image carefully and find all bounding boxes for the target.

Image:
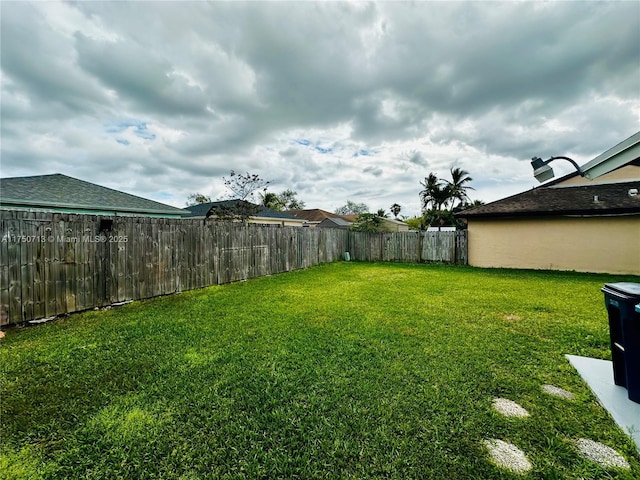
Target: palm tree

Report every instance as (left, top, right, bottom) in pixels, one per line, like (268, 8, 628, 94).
(419, 172, 456, 230)
(430, 183, 453, 211)
(260, 191, 283, 211)
(390, 203, 402, 219)
(447, 167, 474, 208)
(419, 173, 440, 212)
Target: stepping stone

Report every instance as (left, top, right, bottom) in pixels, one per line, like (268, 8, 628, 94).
(492, 398, 530, 418)
(574, 438, 630, 469)
(542, 384, 575, 400)
(483, 439, 532, 474)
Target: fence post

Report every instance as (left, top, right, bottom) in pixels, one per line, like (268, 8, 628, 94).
(1, 211, 472, 326)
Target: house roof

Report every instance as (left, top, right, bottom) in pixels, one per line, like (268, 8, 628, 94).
(382, 218, 409, 226)
(287, 209, 353, 222)
(540, 158, 640, 188)
(317, 217, 352, 228)
(457, 180, 640, 218)
(184, 200, 303, 221)
(0, 173, 187, 216)
(582, 131, 640, 180)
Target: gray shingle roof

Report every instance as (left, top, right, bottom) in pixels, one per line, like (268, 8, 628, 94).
(457, 181, 640, 218)
(317, 217, 352, 228)
(184, 200, 303, 221)
(0, 174, 187, 216)
(287, 209, 353, 222)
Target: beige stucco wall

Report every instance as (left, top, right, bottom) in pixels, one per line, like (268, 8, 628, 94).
(249, 216, 305, 227)
(198, 216, 305, 227)
(468, 215, 640, 275)
(382, 218, 410, 232)
(557, 164, 640, 186)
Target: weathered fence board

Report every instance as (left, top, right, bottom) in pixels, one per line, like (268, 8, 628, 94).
(0, 215, 9, 325)
(0, 211, 466, 325)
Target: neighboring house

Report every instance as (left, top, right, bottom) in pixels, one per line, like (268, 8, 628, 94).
(426, 226, 456, 232)
(457, 159, 640, 275)
(382, 218, 410, 232)
(288, 209, 409, 232)
(317, 217, 352, 229)
(0, 173, 188, 218)
(185, 200, 306, 227)
(287, 209, 353, 228)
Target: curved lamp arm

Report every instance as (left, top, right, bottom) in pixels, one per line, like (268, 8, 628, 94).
(530, 156, 585, 182)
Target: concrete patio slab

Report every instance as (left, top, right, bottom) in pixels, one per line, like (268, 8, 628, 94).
(566, 354, 640, 452)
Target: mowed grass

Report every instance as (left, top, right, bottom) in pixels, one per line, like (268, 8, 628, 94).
(1, 262, 639, 479)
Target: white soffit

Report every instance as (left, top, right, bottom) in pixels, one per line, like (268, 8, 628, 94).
(581, 131, 640, 180)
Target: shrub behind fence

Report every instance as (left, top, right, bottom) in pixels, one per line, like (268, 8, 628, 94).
(0, 211, 467, 325)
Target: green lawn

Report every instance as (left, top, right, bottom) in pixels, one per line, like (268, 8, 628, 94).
(1, 262, 639, 479)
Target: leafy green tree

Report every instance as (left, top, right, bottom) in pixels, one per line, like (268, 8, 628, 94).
(335, 200, 369, 215)
(423, 210, 456, 230)
(260, 191, 284, 210)
(349, 213, 389, 233)
(186, 193, 212, 206)
(404, 217, 423, 230)
(260, 189, 306, 211)
(376, 208, 388, 218)
(278, 189, 306, 210)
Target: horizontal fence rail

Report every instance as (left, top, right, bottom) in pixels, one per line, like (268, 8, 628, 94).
(0, 211, 467, 325)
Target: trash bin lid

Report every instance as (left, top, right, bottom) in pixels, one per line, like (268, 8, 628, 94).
(603, 282, 640, 298)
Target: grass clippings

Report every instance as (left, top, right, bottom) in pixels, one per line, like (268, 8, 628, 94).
(492, 398, 530, 418)
(483, 439, 532, 474)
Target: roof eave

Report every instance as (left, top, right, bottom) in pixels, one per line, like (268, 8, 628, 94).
(581, 131, 640, 179)
(0, 198, 188, 216)
(459, 208, 640, 219)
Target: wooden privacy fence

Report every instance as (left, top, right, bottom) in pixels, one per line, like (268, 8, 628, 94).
(349, 231, 467, 264)
(0, 211, 467, 325)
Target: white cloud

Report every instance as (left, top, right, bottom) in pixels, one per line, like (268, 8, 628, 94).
(1, 0, 638, 218)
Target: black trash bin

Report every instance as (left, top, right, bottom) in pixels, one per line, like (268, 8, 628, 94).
(601, 282, 640, 403)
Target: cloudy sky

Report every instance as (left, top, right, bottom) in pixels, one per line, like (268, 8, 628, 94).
(2, 1, 639, 217)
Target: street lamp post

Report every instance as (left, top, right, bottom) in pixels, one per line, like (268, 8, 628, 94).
(530, 156, 585, 183)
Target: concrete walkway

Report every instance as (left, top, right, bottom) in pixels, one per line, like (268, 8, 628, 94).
(566, 355, 640, 452)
